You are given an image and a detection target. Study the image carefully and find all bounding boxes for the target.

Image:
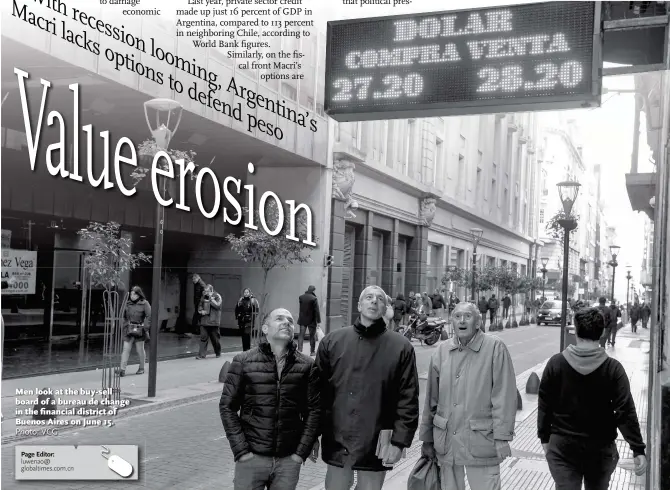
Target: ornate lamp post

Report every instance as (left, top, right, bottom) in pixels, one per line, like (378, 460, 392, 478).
(557, 181, 580, 352)
(470, 228, 483, 302)
(144, 98, 183, 398)
(540, 256, 549, 302)
(608, 245, 621, 303)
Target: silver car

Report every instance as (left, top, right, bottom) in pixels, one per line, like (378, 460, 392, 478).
(537, 300, 573, 326)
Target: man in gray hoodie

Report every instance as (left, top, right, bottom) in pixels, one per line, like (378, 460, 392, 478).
(538, 307, 647, 489)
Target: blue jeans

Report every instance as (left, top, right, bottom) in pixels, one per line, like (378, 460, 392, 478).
(234, 454, 302, 490)
(325, 464, 386, 490)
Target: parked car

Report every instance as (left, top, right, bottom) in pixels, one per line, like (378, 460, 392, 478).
(537, 300, 573, 326)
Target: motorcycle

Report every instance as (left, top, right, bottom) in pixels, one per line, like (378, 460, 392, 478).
(396, 313, 448, 346)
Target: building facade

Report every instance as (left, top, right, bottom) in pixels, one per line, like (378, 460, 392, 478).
(326, 112, 543, 330)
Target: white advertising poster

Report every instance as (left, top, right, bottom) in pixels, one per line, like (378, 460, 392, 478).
(1, 249, 37, 295)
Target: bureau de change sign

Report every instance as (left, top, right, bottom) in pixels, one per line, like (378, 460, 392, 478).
(325, 2, 602, 121)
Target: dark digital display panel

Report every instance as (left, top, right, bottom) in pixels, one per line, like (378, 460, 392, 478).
(325, 2, 602, 121)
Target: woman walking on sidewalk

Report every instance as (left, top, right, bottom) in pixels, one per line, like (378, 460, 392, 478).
(117, 286, 151, 377)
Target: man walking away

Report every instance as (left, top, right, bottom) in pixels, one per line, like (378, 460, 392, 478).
(392, 293, 407, 331)
(315, 285, 419, 490)
(190, 274, 206, 338)
(596, 297, 613, 349)
(608, 300, 622, 347)
(502, 294, 511, 319)
(478, 295, 489, 332)
(538, 307, 647, 489)
(196, 284, 222, 359)
(431, 289, 446, 322)
(220, 308, 321, 490)
(488, 294, 499, 328)
(629, 301, 640, 333)
(641, 301, 651, 329)
(421, 302, 517, 490)
(298, 285, 321, 356)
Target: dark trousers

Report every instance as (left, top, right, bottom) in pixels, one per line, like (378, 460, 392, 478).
(489, 310, 496, 325)
(239, 324, 251, 351)
(546, 434, 618, 490)
(631, 318, 638, 333)
(298, 324, 316, 354)
(189, 311, 201, 334)
(599, 327, 611, 348)
(608, 324, 618, 345)
(198, 325, 221, 357)
(503, 306, 509, 319)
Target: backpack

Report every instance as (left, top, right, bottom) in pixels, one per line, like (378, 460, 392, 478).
(597, 305, 612, 327)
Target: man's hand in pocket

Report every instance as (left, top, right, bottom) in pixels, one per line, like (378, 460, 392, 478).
(238, 453, 254, 462)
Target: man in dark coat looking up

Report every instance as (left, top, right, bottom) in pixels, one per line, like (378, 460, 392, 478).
(297, 285, 321, 356)
(220, 308, 321, 490)
(315, 285, 419, 490)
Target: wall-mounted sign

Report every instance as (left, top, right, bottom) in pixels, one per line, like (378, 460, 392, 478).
(1, 249, 37, 295)
(325, 2, 601, 121)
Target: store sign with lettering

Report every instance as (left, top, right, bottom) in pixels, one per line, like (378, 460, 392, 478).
(325, 2, 601, 121)
(1, 249, 37, 295)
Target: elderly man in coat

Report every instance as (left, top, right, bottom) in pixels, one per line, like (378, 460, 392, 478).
(419, 302, 517, 490)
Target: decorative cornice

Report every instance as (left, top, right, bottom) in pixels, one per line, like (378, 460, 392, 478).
(518, 135, 529, 144)
(429, 222, 529, 260)
(508, 122, 519, 133)
(352, 194, 420, 225)
(355, 162, 443, 200)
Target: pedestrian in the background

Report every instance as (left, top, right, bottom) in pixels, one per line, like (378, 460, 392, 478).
(488, 294, 499, 328)
(220, 308, 321, 490)
(196, 284, 222, 359)
(596, 297, 613, 349)
(235, 288, 259, 352)
(641, 300, 651, 329)
(477, 295, 489, 332)
(629, 300, 640, 333)
(524, 296, 533, 318)
(421, 291, 433, 315)
(315, 285, 419, 490)
(297, 285, 321, 357)
(190, 274, 206, 338)
(393, 293, 407, 331)
(117, 286, 150, 377)
(502, 294, 512, 319)
(420, 302, 516, 490)
(538, 307, 647, 488)
(431, 289, 446, 321)
(608, 300, 622, 347)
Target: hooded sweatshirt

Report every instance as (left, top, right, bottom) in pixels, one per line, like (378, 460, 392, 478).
(537, 343, 646, 456)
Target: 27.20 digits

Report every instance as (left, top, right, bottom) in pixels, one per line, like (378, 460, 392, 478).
(331, 73, 424, 102)
(477, 61, 583, 93)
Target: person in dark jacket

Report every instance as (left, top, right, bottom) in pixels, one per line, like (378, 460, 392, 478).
(297, 285, 321, 356)
(235, 288, 259, 351)
(477, 295, 489, 331)
(392, 293, 407, 331)
(196, 284, 222, 359)
(629, 301, 640, 333)
(431, 289, 446, 321)
(596, 297, 613, 349)
(488, 295, 499, 326)
(502, 294, 512, 319)
(190, 274, 206, 336)
(220, 307, 321, 490)
(538, 307, 648, 488)
(607, 300, 622, 347)
(315, 285, 419, 490)
(117, 286, 150, 377)
(641, 301, 651, 329)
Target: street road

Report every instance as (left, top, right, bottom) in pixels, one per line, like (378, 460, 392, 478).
(1, 324, 560, 490)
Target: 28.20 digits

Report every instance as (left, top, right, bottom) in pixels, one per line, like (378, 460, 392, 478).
(330, 60, 584, 103)
(477, 61, 583, 93)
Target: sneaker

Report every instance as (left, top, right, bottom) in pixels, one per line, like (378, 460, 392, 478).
(136, 369, 145, 375)
(115, 368, 125, 377)
(196, 355, 205, 360)
(215, 354, 221, 358)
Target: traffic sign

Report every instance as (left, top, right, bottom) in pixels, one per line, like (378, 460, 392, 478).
(325, 2, 602, 121)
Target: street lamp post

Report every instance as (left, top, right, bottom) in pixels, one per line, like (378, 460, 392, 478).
(626, 266, 632, 312)
(470, 228, 484, 302)
(557, 181, 580, 352)
(144, 98, 183, 398)
(609, 245, 621, 303)
(540, 256, 549, 301)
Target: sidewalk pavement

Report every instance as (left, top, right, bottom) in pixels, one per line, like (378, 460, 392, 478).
(381, 323, 651, 490)
(1, 340, 320, 443)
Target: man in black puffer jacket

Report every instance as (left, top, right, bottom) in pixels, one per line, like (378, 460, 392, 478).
(220, 307, 321, 490)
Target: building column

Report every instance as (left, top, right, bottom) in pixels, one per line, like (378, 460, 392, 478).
(407, 225, 428, 295)
(382, 221, 398, 296)
(326, 199, 346, 332)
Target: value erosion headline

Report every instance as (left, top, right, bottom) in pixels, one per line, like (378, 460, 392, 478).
(13, 67, 317, 247)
